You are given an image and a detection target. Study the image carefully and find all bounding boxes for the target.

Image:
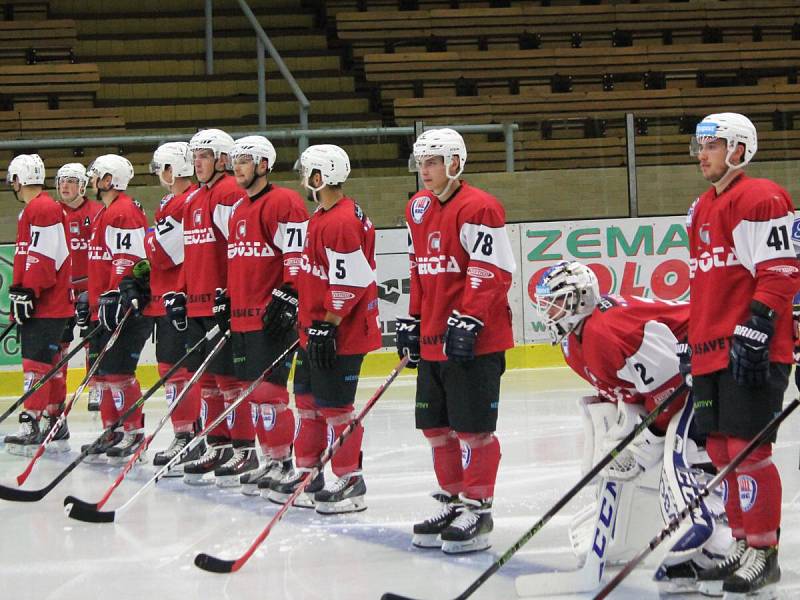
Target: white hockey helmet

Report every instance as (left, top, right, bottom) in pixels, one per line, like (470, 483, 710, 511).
(411, 127, 468, 179)
(296, 144, 351, 190)
(533, 261, 600, 344)
(150, 142, 194, 179)
(189, 128, 234, 160)
(691, 112, 757, 170)
(229, 135, 277, 172)
(7, 154, 45, 186)
(87, 154, 135, 191)
(56, 162, 88, 196)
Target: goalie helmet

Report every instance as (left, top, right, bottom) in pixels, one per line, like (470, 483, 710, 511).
(411, 128, 467, 178)
(87, 154, 134, 191)
(691, 112, 757, 170)
(533, 261, 600, 344)
(296, 144, 351, 189)
(150, 142, 194, 179)
(7, 154, 45, 186)
(56, 162, 88, 196)
(229, 135, 276, 172)
(189, 128, 234, 160)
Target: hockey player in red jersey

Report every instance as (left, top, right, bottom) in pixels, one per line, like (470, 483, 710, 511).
(55, 162, 102, 413)
(213, 135, 308, 493)
(681, 113, 800, 597)
(267, 144, 380, 514)
(145, 142, 205, 475)
(533, 261, 733, 594)
(396, 128, 515, 554)
(3, 154, 72, 456)
(165, 128, 242, 485)
(82, 154, 153, 464)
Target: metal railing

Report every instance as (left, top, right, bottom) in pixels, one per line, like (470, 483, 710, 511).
(0, 123, 520, 172)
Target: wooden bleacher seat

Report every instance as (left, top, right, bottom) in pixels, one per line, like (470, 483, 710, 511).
(2, 0, 48, 20)
(0, 107, 125, 138)
(365, 40, 800, 100)
(0, 19, 77, 64)
(0, 63, 102, 110)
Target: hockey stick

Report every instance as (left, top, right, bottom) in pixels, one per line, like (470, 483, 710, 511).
(380, 383, 688, 600)
(0, 323, 103, 426)
(64, 330, 230, 520)
(15, 310, 133, 486)
(0, 323, 218, 502)
(194, 355, 409, 574)
(68, 338, 301, 523)
(594, 396, 800, 600)
(0, 321, 16, 344)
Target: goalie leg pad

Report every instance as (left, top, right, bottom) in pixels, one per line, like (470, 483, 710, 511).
(577, 396, 617, 477)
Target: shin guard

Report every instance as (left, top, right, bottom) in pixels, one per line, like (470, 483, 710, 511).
(457, 431, 501, 500)
(293, 393, 326, 468)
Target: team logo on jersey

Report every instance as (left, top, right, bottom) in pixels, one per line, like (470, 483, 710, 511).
(70, 222, 80, 235)
(767, 264, 799, 275)
(331, 290, 356, 310)
(411, 196, 432, 224)
(261, 405, 276, 431)
(193, 208, 203, 226)
(427, 231, 441, 253)
(737, 475, 757, 512)
(112, 389, 125, 411)
(467, 266, 494, 289)
(688, 248, 740, 277)
(461, 442, 472, 469)
(236, 219, 247, 239)
(699, 223, 711, 245)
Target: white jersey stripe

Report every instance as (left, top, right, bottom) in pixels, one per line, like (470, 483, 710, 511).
(325, 248, 375, 288)
(459, 222, 516, 273)
(29, 223, 69, 270)
(616, 320, 680, 394)
(732, 212, 796, 275)
(105, 225, 146, 258)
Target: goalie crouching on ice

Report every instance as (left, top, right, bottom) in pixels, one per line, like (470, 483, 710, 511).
(532, 260, 734, 595)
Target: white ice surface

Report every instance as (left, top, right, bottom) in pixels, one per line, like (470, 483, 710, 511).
(1, 367, 800, 600)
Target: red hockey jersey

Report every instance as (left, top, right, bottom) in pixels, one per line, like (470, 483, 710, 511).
(562, 295, 688, 430)
(406, 181, 515, 361)
(13, 192, 72, 318)
(296, 197, 381, 355)
(180, 174, 240, 317)
(143, 184, 197, 317)
(227, 184, 309, 332)
(87, 193, 148, 318)
(63, 197, 102, 294)
(687, 174, 800, 375)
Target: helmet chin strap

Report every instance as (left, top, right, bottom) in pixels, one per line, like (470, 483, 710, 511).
(432, 155, 464, 198)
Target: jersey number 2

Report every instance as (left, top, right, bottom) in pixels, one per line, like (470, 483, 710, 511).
(633, 362, 655, 385)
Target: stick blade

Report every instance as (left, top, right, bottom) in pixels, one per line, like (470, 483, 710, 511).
(0, 483, 46, 502)
(380, 594, 423, 600)
(63, 495, 115, 523)
(194, 553, 238, 574)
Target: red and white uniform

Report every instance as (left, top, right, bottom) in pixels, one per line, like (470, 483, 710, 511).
(63, 197, 102, 295)
(687, 173, 800, 375)
(13, 192, 72, 318)
(406, 181, 515, 361)
(179, 174, 240, 316)
(562, 295, 689, 430)
(296, 197, 381, 354)
(227, 184, 309, 332)
(87, 193, 148, 318)
(144, 184, 196, 317)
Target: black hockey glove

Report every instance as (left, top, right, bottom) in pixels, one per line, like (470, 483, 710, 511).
(75, 290, 90, 328)
(163, 291, 188, 332)
(395, 316, 420, 368)
(729, 305, 774, 387)
(307, 320, 337, 369)
(263, 284, 298, 337)
(213, 288, 231, 332)
(443, 311, 483, 363)
(676, 341, 692, 388)
(8, 285, 35, 323)
(98, 290, 122, 332)
(119, 276, 150, 315)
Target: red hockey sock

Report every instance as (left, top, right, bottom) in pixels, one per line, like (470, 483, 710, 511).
(293, 393, 326, 468)
(320, 405, 362, 476)
(251, 382, 294, 459)
(201, 387, 229, 441)
(106, 375, 144, 431)
(48, 343, 68, 409)
(456, 432, 501, 500)
(707, 434, 745, 538)
(96, 380, 119, 428)
(728, 438, 781, 547)
(422, 427, 463, 496)
(158, 363, 192, 432)
(225, 386, 255, 443)
(21, 359, 53, 414)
